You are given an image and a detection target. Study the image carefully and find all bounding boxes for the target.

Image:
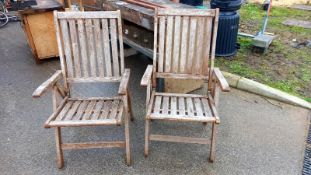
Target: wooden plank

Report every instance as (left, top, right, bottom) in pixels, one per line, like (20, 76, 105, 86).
(150, 134, 209, 144)
(108, 100, 120, 119)
(187, 17, 197, 74)
(82, 100, 97, 120)
(172, 16, 181, 73)
(149, 113, 216, 122)
(110, 18, 120, 77)
(164, 16, 174, 73)
(194, 98, 203, 116)
(153, 96, 162, 114)
(44, 97, 68, 128)
(32, 70, 62, 97)
(179, 16, 189, 73)
(62, 141, 125, 150)
(93, 19, 105, 77)
(116, 101, 124, 123)
(117, 13, 125, 73)
(158, 16, 166, 72)
(213, 68, 230, 91)
(54, 11, 68, 91)
(57, 11, 120, 19)
(90, 101, 104, 120)
(170, 96, 177, 115)
(156, 72, 208, 80)
(102, 19, 112, 77)
(186, 97, 194, 116)
(178, 97, 185, 115)
(68, 20, 82, 77)
(49, 119, 120, 127)
(67, 77, 121, 83)
(55, 101, 74, 121)
(162, 96, 169, 115)
(157, 9, 216, 16)
(194, 17, 205, 74)
(118, 69, 130, 95)
(155, 92, 208, 98)
(60, 19, 74, 78)
(100, 100, 112, 119)
(201, 98, 213, 118)
(77, 19, 89, 77)
(202, 17, 212, 75)
(85, 19, 97, 77)
(141, 65, 153, 86)
(64, 101, 82, 120)
(72, 100, 89, 120)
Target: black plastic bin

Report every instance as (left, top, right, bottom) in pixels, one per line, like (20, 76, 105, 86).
(210, 0, 242, 57)
(180, 0, 203, 6)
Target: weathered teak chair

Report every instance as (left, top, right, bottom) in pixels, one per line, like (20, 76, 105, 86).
(32, 10, 132, 168)
(141, 8, 230, 162)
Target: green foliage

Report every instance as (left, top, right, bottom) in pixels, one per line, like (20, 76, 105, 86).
(216, 4, 311, 102)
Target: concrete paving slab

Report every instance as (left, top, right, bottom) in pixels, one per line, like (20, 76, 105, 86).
(0, 23, 310, 175)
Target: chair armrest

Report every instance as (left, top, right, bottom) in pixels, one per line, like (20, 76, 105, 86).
(213, 68, 230, 92)
(141, 65, 153, 86)
(118, 69, 130, 95)
(32, 70, 63, 98)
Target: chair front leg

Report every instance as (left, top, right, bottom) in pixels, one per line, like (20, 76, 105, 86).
(144, 119, 151, 157)
(209, 122, 218, 162)
(123, 95, 131, 165)
(55, 127, 64, 168)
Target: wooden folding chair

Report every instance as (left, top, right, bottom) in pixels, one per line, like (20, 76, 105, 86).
(32, 10, 133, 168)
(141, 8, 230, 162)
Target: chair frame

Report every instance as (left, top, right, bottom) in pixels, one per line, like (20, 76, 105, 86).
(141, 8, 230, 162)
(33, 10, 133, 168)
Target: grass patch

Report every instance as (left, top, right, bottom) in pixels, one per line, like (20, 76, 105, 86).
(216, 3, 311, 102)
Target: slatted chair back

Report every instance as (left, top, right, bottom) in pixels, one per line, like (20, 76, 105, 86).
(54, 11, 125, 87)
(153, 9, 219, 82)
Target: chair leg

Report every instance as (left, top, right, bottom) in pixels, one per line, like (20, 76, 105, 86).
(209, 122, 217, 162)
(144, 119, 150, 157)
(55, 127, 64, 169)
(124, 111, 131, 165)
(127, 89, 134, 121)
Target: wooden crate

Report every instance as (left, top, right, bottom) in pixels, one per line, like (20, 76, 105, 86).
(19, 0, 64, 63)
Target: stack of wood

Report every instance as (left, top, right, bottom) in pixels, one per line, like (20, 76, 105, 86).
(124, 0, 167, 9)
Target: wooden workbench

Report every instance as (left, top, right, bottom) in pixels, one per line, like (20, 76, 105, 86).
(103, 0, 203, 93)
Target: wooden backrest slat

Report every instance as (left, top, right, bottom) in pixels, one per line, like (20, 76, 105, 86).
(202, 17, 212, 75)
(54, 10, 124, 84)
(101, 19, 112, 77)
(60, 19, 74, 78)
(68, 20, 82, 78)
(85, 19, 97, 77)
(77, 19, 89, 77)
(110, 18, 120, 77)
(179, 16, 189, 73)
(93, 19, 105, 77)
(164, 16, 174, 73)
(158, 16, 166, 73)
(172, 16, 181, 73)
(187, 17, 197, 74)
(194, 17, 205, 74)
(153, 9, 219, 80)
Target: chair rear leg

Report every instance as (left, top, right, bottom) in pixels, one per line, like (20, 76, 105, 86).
(124, 110, 131, 165)
(127, 89, 134, 121)
(209, 122, 218, 162)
(55, 127, 64, 168)
(144, 119, 150, 157)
